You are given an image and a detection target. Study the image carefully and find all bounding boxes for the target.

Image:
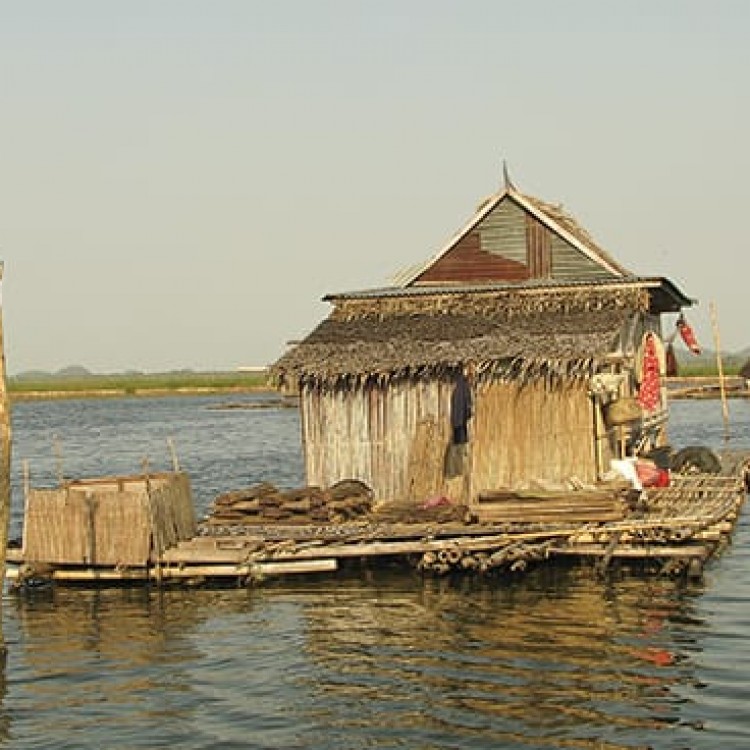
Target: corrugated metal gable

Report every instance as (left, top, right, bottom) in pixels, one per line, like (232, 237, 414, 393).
(550, 233, 618, 279)
(400, 186, 632, 287)
(479, 198, 527, 261)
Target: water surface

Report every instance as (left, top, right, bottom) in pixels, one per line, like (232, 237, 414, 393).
(1, 395, 748, 749)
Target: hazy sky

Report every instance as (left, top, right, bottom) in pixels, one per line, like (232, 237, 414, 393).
(1, 1, 748, 374)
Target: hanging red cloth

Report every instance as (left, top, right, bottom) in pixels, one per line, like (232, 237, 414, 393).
(677, 314, 701, 354)
(637, 332, 662, 412)
(665, 342, 678, 377)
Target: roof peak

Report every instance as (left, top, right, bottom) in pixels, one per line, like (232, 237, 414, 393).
(502, 160, 516, 191)
(396, 184, 631, 287)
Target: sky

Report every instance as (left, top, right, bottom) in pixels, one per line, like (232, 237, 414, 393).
(1, 0, 748, 375)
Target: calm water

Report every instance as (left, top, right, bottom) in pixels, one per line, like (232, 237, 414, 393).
(1, 394, 749, 749)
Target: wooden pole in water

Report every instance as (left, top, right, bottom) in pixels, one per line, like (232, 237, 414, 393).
(709, 301, 730, 443)
(0, 263, 11, 657)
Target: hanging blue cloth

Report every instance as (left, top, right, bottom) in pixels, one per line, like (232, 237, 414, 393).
(450, 371, 473, 444)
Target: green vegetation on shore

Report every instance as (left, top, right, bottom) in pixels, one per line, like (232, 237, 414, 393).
(8, 369, 272, 400)
(675, 362, 741, 377)
(7, 353, 748, 402)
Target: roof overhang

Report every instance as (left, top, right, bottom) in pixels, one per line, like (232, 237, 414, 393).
(325, 276, 695, 313)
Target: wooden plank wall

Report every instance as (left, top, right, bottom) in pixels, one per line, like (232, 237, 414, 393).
(470, 380, 597, 495)
(304, 377, 599, 505)
(525, 214, 551, 278)
(302, 378, 454, 502)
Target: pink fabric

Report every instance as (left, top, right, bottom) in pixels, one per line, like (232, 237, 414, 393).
(635, 459, 670, 488)
(421, 495, 451, 509)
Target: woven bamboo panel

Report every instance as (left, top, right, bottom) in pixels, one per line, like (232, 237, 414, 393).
(471, 380, 596, 493)
(23, 472, 196, 566)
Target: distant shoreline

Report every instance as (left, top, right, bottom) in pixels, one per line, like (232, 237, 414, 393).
(8, 385, 281, 403)
(8, 375, 747, 403)
(7, 371, 276, 402)
(9, 385, 278, 402)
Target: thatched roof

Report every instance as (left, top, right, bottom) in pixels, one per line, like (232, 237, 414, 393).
(272, 284, 647, 389)
(271, 173, 695, 390)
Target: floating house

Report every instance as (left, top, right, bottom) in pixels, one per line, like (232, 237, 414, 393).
(8, 181, 750, 587)
(272, 180, 694, 516)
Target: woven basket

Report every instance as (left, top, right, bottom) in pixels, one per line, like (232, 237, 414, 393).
(604, 397, 642, 427)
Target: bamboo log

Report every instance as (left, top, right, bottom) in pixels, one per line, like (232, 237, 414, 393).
(476, 511, 624, 523)
(5, 558, 338, 582)
(709, 301, 730, 442)
(0, 263, 9, 654)
(477, 488, 624, 503)
(552, 544, 709, 558)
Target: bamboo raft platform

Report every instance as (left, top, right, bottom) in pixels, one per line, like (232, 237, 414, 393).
(666, 376, 749, 400)
(6, 451, 750, 588)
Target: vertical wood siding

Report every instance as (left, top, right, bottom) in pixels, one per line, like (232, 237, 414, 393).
(302, 379, 454, 501)
(303, 376, 599, 504)
(525, 214, 551, 278)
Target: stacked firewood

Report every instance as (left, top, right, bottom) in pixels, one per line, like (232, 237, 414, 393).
(417, 540, 554, 576)
(205, 479, 374, 526)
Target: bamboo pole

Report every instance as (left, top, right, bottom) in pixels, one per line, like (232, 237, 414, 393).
(52, 434, 64, 485)
(709, 302, 730, 443)
(167, 437, 180, 472)
(22, 459, 29, 505)
(0, 263, 10, 657)
(5, 558, 338, 582)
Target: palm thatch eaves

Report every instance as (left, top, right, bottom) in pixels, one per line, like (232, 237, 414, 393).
(272, 285, 647, 389)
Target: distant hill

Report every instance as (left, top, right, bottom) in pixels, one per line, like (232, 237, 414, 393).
(674, 347, 748, 366)
(55, 365, 93, 379)
(14, 365, 93, 381)
(12, 366, 160, 381)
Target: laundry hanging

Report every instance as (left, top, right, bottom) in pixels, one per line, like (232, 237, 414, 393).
(676, 314, 701, 355)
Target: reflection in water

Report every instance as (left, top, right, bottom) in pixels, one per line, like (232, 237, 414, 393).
(0, 655, 7, 746)
(0, 566, 713, 750)
(296, 567, 706, 750)
(7, 588, 209, 747)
